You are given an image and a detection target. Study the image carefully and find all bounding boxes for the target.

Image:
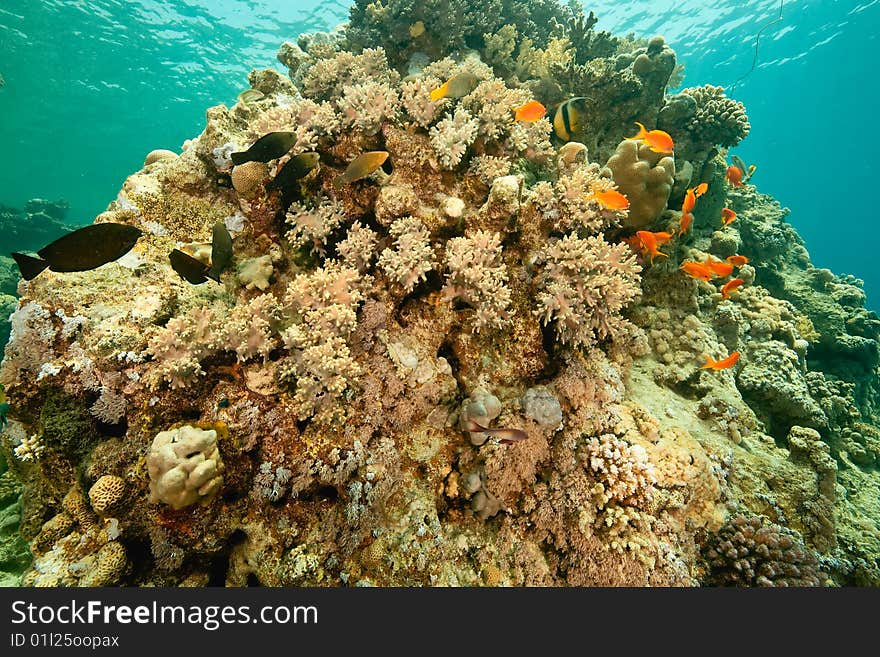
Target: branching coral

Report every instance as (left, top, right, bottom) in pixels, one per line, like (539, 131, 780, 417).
(338, 81, 400, 135)
(582, 433, 656, 508)
(442, 230, 513, 333)
(337, 221, 379, 272)
(285, 196, 348, 255)
(429, 108, 480, 170)
(281, 263, 365, 421)
(377, 216, 437, 293)
(533, 234, 642, 349)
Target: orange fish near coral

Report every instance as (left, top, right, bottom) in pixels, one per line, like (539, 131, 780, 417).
(703, 256, 734, 278)
(591, 188, 630, 211)
(726, 254, 749, 267)
(682, 188, 697, 215)
(628, 121, 674, 153)
(695, 182, 708, 196)
(726, 165, 743, 187)
(514, 100, 546, 122)
(680, 261, 714, 282)
(636, 230, 669, 263)
(701, 351, 741, 371)
(679, 211, 693, 235)
(721, 278, 745, 299)
(721, 208, 737, 226)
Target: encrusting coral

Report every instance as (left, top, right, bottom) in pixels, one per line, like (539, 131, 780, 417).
(1, 2, 879, 588)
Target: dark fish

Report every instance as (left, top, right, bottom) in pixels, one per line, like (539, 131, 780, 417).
(230, 131, 298, 166)
(169, 249, 213, 285)
(268, 151, 321, 209)
(0, 384, 7, 428)
(462, 418, 529, 445)
(208, 221, 233, 281)
(267, 152, 320, 192)
(216, 172, 232, 188)
(333, 151, 389, 188)
(11, 223, 142, 281)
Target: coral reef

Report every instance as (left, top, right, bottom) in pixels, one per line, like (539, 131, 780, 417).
(1, 4, 879, 589)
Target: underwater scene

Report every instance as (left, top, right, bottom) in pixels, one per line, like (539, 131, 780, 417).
(0, 0, 878, 587)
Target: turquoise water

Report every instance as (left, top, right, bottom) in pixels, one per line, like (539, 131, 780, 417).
(0, 0, 876, 303)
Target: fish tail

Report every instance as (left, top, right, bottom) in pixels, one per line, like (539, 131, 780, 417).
(700, 354, 714, 369)
(429, 84, 447, 102)
(230, 151, 247, 166)
(332, 175, 345, 189)
(629, 121, 647, 140)
(11, 252, 49, 281)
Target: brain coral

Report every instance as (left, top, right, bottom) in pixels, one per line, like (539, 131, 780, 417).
(88, 475, 126, 516)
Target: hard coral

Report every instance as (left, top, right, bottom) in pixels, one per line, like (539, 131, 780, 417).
(533, 234, 642, 349)
(147, 425, 224, 510)
(701, 514, 826, 587)
(442, 230, 513, 333)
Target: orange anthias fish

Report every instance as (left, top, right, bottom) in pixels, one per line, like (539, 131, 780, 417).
(680, 261, 714, 282)
(694, 182, 708, 196)
(679, 211, 693, 235)
(701, 351, 741, 371)
(703, 256, 734, 278)
(636, 230, 669, 263)
(591, 188, 630, 210)
(721, 208, 737, 226)
(628, 121, 674, 153)
(726, 254, 749, 267)
(721, 278, 745, 299)
(514, 100, 546, 122)
(682, 188, 697, 215)
(726, 165, 743, 187)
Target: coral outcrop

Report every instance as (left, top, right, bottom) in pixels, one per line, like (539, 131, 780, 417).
(1, 3, 878, 588)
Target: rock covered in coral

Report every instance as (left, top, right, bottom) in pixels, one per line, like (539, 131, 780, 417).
(1, 3, 879, 590)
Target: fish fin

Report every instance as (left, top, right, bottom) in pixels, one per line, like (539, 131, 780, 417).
(206, 268, 222, 283)
(11, 252, 49, 281)
(230, 151, 247, 166)
(429, 84, 446, 102)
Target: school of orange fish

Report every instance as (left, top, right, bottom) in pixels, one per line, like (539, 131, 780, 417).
(430, 78, 749, 372)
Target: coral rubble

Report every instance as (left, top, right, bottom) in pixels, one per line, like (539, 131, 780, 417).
(1, 3, 879, 588)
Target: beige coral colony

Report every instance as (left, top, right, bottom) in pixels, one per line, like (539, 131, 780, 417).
(2, 1, 880, 588)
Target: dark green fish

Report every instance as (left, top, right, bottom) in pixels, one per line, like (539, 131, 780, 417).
(333, 151, 389, 188)
(11, 223, 142, 281)
(169, 249, 213, 285)
(268, 151, 320, 208)
(208, 221, 233, 281)
(267, 152, 320, 192)
(230, 131, 298, 166)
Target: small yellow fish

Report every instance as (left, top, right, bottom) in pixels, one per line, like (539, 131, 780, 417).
(409, 21, 425, 38)
(333, 151, 389, 188)
(430, 72, 479, 102)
